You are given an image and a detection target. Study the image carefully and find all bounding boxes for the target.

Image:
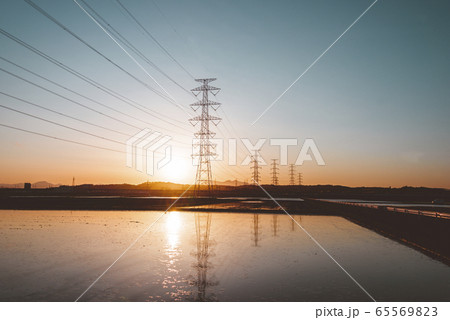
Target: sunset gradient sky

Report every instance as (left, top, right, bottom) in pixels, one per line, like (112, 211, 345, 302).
(0, 0, 449, 188)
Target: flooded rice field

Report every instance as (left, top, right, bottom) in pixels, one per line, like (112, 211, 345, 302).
(0, 210, 449, 301)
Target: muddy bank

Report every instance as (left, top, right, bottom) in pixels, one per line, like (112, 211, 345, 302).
(0, 196, 227, 211)
(302, 200, 450, 266)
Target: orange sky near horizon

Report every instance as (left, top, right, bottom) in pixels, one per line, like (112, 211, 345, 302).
(1, 131, 449, 189)
(1, 1, 450, 190)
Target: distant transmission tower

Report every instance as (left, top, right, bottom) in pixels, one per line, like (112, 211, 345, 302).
(190, 78, 222, 197)
(289, 164, 296, 185)
(298, 172, 303, 186)
(250, 152, 261, 185)
(270, 159, 279, 185)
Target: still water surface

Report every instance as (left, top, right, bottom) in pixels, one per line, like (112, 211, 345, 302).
(0, 210, 448, 301)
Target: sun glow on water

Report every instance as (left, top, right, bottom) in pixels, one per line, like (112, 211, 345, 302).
(165, 212, 182, 250)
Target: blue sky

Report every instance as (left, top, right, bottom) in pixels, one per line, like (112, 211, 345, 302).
(0, 0, 449, 187)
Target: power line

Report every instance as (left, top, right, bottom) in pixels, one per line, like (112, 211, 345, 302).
(0, 90, 129, 137)
(0, 123, 125, 154)
(216, 110, 252, 163)
(130, 0, 232, 133)
(0, 88, 191, 148)
(116, 0, 216, 110)
(0, 28, 191, 131)
(0, 120, 191, 158)
(116, 0, 195, 79)
(149, 0, 208, 75)
(0, 66, 142, 130)
(77, 0, 192, 96)
(0, 56, 191, 134)
(0, 103, 124, 145)
(212, 158, 247, 181)
(127, 0, 246, 158)
(24, 0, 181, 107)
(0, 65, 193, 143)
(72, 0, 189, 116)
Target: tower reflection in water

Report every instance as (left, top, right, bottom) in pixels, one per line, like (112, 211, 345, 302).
(251, 214, 302, 246)
(190, 212, 218, 301)
(251, 214, 261, 247)
(187, 213, 303, 300)
(272, 214, 278, 237)
(291, 215, 302, 232)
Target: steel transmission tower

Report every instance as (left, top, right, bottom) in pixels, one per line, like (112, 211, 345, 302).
(270, 159, 279, 185)
(289, 164, 296, 185)
(250, 151, 261, 185)
(298, 172, 303, 186)
(190, 78, 222, 196)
